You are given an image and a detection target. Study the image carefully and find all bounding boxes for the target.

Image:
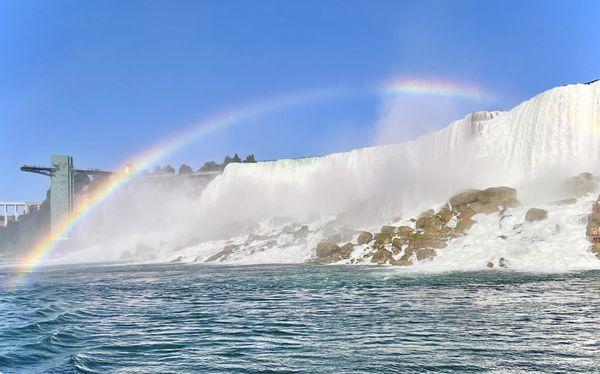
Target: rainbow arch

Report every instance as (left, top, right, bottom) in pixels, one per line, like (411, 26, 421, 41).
(8, 78, 497, 286)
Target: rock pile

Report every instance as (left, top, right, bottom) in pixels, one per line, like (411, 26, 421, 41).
(312, 186, 520, 266)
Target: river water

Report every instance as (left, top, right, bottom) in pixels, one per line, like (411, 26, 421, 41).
(1, 264, 599, 373)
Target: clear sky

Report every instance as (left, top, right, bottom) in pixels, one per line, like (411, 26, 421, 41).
(1, 0, 599, 201)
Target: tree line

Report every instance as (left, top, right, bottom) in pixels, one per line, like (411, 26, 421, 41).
(150, 153, 257, 175)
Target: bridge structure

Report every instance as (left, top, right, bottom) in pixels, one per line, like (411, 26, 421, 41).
(20, 155, 222, 234)
(21, 155, 113, 234)
(0, 201, 42, 228)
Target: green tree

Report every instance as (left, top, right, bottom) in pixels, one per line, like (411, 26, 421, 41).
(244, 154, 257, 163)
(231, 153, 242, 163)
(199, 161, 221, 172)
(223, 155, 233, 165)
(153, 165, 164, 174)
(178, 164, 193, 174)
(163, 165, 175, 174)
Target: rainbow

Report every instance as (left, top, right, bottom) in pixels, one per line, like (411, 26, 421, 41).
(8, 78, 497, 287)
(6, 88, 348, 287)
(383, 77, 496, 102)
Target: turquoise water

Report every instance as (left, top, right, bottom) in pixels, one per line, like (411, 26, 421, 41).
(1, 264, 600, 373)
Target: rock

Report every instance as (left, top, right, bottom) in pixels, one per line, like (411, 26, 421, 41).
(525, 208, 548, 222)
(370, 248, 393, 264)
(449, 189, 483, 207)
(416, 248, 437, 261)
(415, 214, 444, 232)
(315, 241, 340, 258)
(498, 257, 508, 268)
(328, 243, 354, 262)
(456, 217, 476, 233)
(374, 232, 393, 246)
(390, 257, 413, 266)
(392, 237, 407, 249)
(170, 255, 184, 263)
(565, 173, 598, 197)
(397, 226, 414, 236)
(486, 261, 494, 268)
(458, 208, 476, 220)
(477, 186, 517, 205)
(438, 208, 454, 224)
(478, 203, 500, 215)
(504, 197, 521, 208)
(357, 231, 373, 245)
(591, 243, 600, 259)
(380, 225, 396, 235)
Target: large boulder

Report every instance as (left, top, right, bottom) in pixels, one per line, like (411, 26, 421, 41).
(449, 189, 483, 207)
(390, 256, 413, 266)
(316, 241, 340, 257)
(455, 217, 476, 233)
(397, 226, 414, 236)
(329, 243, 354, 262)
(357, 231, 373, 245)
(370, 248, 393, 264)
(477, 186, 517, 205)
(380, 225, 396, 235)
(416, 248, 437, 261)
(591, 243, 600, 259)
(525, 208, 548, 222)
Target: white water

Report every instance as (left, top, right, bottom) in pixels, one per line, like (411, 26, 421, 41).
(65, 81, 600, 270)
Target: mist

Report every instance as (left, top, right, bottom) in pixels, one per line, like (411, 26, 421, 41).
(55, 81, 600, 267)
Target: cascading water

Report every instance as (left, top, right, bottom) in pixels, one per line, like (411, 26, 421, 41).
(66, 81, 600, 270)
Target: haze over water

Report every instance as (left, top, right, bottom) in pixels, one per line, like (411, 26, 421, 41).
(1, 264, 599, 373)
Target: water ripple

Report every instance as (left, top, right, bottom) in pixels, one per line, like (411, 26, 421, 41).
(1, 264, 600, 372)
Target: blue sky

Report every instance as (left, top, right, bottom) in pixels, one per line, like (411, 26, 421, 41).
(1, 0, 599, 201)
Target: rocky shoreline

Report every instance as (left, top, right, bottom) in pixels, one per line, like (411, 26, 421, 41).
(312, 172, 600, 268)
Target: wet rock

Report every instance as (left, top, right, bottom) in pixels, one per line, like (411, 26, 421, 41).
(380, 225, 396, 235)
(499, 257, 508, 268)
(374, 232, 393, 246)
(370, 247, 393, 264)
(170, 255, 185, 263)
(438, 208, 454, 224)
(449, 189, 483, 207)
(390, 257, 413, 266)
(458, 208, 476, 220)
(397, 226, 414, 236)
(415, 248, 436, 261)
(357, 231, 374, 245)
(416, 214, 444, 232)
(455, 217, 476, 233)
(477, 187, 517, 205)
(591, 243, 600, 259)
(525, 208, 548, 222)
(504, 197, 521, 208)
(315, 241, 340, 258)
(486, 261, 494, 268)
(337, 243, 354, 259)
